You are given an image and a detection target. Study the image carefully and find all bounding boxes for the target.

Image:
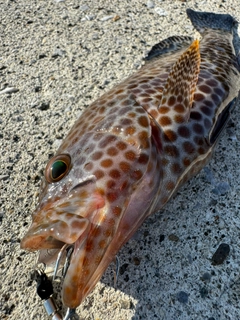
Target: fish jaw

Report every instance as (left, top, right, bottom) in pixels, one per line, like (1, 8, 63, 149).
(20, 181, 105, 251)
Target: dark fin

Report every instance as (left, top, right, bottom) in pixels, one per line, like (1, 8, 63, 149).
(145, 36, 193, 61)
(186, 8, 237, 34)
(159, 40, 200, 122)
(209, 98, 237, 145)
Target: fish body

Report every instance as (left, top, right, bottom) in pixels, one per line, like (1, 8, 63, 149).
(21, 9, 240, 309)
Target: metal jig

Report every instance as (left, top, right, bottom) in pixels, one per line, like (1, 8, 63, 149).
(33, 244, 78, 319)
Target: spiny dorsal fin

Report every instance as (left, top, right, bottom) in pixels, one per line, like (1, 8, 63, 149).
(157, 39, 200, 125)
(145, 36, 193, 61)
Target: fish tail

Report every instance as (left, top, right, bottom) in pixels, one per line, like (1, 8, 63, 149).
(186, 8, 238, 34)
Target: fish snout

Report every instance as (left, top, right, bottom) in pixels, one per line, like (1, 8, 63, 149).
(20, 214, 90, 251)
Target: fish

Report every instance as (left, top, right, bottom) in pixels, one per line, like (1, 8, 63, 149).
(21, 9, 240, 310)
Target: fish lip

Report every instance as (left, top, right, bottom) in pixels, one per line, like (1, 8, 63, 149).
(20, 233, 66, 250)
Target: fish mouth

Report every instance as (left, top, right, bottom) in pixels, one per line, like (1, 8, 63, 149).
(20, 179, 108, 308)
(20, 214, 91, 251)
(21, 177, 104, 252)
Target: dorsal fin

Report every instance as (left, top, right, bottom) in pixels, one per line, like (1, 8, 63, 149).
(145, 36, 193, 61)
(157, 39, 201, 124)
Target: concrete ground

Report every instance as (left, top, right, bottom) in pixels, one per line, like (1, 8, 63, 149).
(1, 0, 240, 319)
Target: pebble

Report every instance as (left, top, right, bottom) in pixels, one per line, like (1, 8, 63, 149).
(168, 234, 179, 242)
(112, 15, 120, 22)
(0, 87, 19, 94)
(52, 139, 63, 149)
(201, 272, 211, 283)
(147, 0, 155, 8)
(211, 182, 230, 196)
(85, 15, 95, 21)
(52, 48, 66, 58)
(211, 243, 230, 265)
(0, 175, 9, 181)
(80, 5, 89, 11)
(176, 291, 189, 304)
(204, 167, 215, 185)
(204, 167, 230, 195)
(218, 219, 225, 229)
(38, 102, 50, 111)
(154, 7, 168, 16)
(100, 15, 114, 21)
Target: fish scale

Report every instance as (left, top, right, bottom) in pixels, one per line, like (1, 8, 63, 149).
(21, 9, 240, 311)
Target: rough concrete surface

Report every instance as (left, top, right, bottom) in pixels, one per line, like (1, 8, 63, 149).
(1, 0, 240, 319)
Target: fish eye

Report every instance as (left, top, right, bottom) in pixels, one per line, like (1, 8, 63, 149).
(45, 154, 71, 183)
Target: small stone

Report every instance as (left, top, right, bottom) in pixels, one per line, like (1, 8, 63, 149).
(52, 48, 66, 58)
(100, 15, 114, 21)
(0, 87, 19, 94)
(92, 33, 99, 40)
(218, 219, 225, 229)
(201, 272, 211, 283)
(38, 102, 50, 111)
(147, 0, 155, 8)
(154, 7, 168, 16)
(0, 175, 9, 181)
(168, 234, 179, 242)
(34, 86, 41, 92)
(85, 15, 95, 21)
(112, 15, 120, 22)
(52, 139, 62, 149)
(211, 243, 230, 265)
(120, 299, 130, 309)
(212, 182, 230, 196)
(80, 5, 89, 11)
(38, 53, 47, 59)
(204, 167, 215, 185)
(176, 291, 189, 304)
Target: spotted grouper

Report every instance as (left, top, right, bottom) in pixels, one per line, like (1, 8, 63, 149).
(21, 9, 240, 310)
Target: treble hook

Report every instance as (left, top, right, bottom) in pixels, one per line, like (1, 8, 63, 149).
(53, 243, 69, 280)
(63, 308, 79, 320)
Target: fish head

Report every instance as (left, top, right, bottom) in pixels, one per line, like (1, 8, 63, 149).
(21, 110, 161, 308)
(20, 151, 105, 251)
